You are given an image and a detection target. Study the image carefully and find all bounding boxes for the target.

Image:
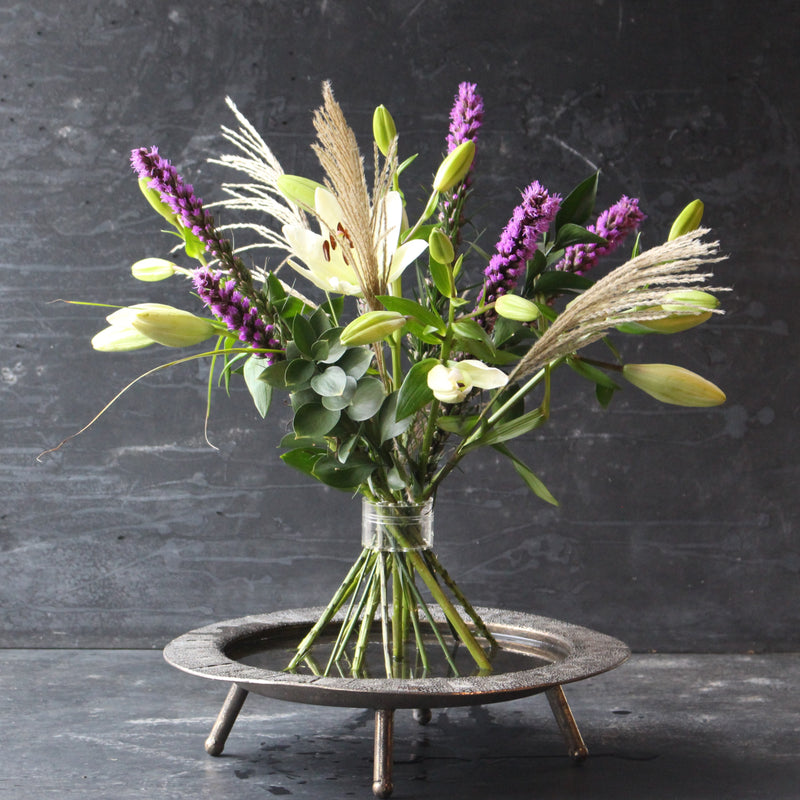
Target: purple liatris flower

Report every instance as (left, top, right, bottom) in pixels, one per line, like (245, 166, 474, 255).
(440, 82, 484, 239)
(192, 268, 281, 362)
(478, 181, 561, 323)
(555, 196, 646, 275)
(131, 147, 258, 301)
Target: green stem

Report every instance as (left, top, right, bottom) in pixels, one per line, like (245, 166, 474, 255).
(286, 548, 372, 670)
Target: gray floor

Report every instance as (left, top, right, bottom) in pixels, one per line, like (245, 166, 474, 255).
(1, 650, 797, 799)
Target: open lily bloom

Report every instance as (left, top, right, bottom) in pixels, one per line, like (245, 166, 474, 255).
(427, 359, 509, 403)
(282, 187, 427, 296)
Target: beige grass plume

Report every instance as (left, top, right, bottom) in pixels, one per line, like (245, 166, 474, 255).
(510, 229, 728, 382)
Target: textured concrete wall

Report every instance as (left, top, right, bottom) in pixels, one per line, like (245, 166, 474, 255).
(1, 0, 797, 651)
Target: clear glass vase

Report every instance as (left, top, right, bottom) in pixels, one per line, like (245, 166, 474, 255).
(361, 498, 434, 552)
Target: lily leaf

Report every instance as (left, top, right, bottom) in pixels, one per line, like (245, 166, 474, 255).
(494, 443, 559, 506)
(467, 406, 546, 449)
(377, 294, 446, 333)
(396, 358, 438, 420)
(555, 171, 599, 229)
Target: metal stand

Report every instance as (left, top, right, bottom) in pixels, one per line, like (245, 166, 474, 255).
(205, 682, 588, 797)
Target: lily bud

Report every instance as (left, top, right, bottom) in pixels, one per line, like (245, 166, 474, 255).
(495, 294, 541, 322)
(91, 324, 154, 352)
(428, 229, 455, 265)
(277, 174, 326, 211)
(638, 290, 718, 334)
(131, 257, 177, 282)
(432, 140, 475, 192)
(372, 104, 397, 157)
(622, 363, 726, 407)
(668, 199, 704, 241)
(129, 306, 217, 348)
(340, 310, 407, 346)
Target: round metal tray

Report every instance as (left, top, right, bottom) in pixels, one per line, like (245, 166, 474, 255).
(164, 606, 629, 710)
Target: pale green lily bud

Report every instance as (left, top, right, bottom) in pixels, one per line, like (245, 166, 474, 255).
(638, 290, 718, 334)
(622, 363, 725, 407)
(129, 306, 217, 348)
(668, 199, 704, 241)
(276, 174, 326, 211)
(91, 324, 155, 352)
(432, 140, 475, 192)
(105, 303, 177, 327)
(138, 177, 179, 225)
(372, 105, 397, 157)
(131, 258, 177, 282)
(495, 294, 541, 322)
(340, 310, 407, 346)
(428, 229, 455, 265)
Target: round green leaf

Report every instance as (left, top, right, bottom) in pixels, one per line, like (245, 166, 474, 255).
(310, 365, 348, 397)
(293, 403, 341, 438)
(346, 376, 386, 422)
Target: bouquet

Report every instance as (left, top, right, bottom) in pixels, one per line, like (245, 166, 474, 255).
(46, 81, 727, 678)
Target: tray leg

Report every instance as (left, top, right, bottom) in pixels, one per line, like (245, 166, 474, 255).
(205, 683, 249, 756)
(372, 708, 394, 798)
(412, 708, 432, 725)
(545, 685, 588, 761)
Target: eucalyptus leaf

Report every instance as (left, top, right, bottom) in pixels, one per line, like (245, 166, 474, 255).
(293, 402, 341, 438)
(310, 365, 348, 397)
(280, 447, 325, 478)
(291, 315, 317, 357)
(315, 328, 347, 364)
(285, 358, 315, 387)
(337, 434, 359, 464)
(312, 455, 376, 490)
(309, 305, 334, 338)
(258, 359, 291, 388)
(336, 347, 374, 379)
(321, 376, 358, 410)
(346, 377, 386, 422)
(396, 358, 438, 419)
(243, 356, 272, 418)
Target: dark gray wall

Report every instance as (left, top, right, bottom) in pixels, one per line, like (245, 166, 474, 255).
(1, 0, 797, 652)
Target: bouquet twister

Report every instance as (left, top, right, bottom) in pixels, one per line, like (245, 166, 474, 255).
(47, 82, 727, 678)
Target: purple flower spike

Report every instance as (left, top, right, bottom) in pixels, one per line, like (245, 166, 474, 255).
(556, 196, 646, 275)
(193, 268, 281, 362)
(440, 82, 484, 238)
(477, 181, 561, 325)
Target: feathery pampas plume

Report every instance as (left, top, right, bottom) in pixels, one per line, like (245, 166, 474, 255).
(510, 228, 728, 381)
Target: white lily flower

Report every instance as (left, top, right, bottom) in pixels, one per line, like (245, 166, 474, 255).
(282, 187, 427, 296)
(427, 359, 508, 404)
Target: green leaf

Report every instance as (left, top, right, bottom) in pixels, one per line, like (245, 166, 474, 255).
(280, 432, 326, 450)
(321, 376, 357, 410)
(596, 383, 616, 408)
(395, 358, 437, 419)
(285, 358, 315, 387)
(310, 365, 348, 397)
(243, 355, 272, 418)
(467, 406, 546, 449)
(451, 319, 493, 344)
(346, 376, 386, 422)
(533, 271, 594, 295)
(567, 357, 620, 390)
(293, 403, 340, 437)
(555, 171, 599, 229)
(291, 315, 317, 357)
(428, 257, 455, 298)
(493, 444, 559, 506)
(258, 359, 291, 388)
(376, 294, 446, 333)
(377, 393, 412, 442)
(336, 347, 374, 379)
(313, 328, 347, 364)
(312, 455, 376, 490)
(309, 306, 334, 338)
(436, 414, 481, 436)
(337, 433, 359, 464)
(280, 447, 325, 478)
(554, 223, 608, 249)
(265, 273, 287, 303)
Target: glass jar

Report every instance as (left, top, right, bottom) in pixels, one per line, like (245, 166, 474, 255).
(361, 498, 434, 552)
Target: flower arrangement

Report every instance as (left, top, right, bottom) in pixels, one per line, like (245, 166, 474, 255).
(47, 81, 727, 678)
